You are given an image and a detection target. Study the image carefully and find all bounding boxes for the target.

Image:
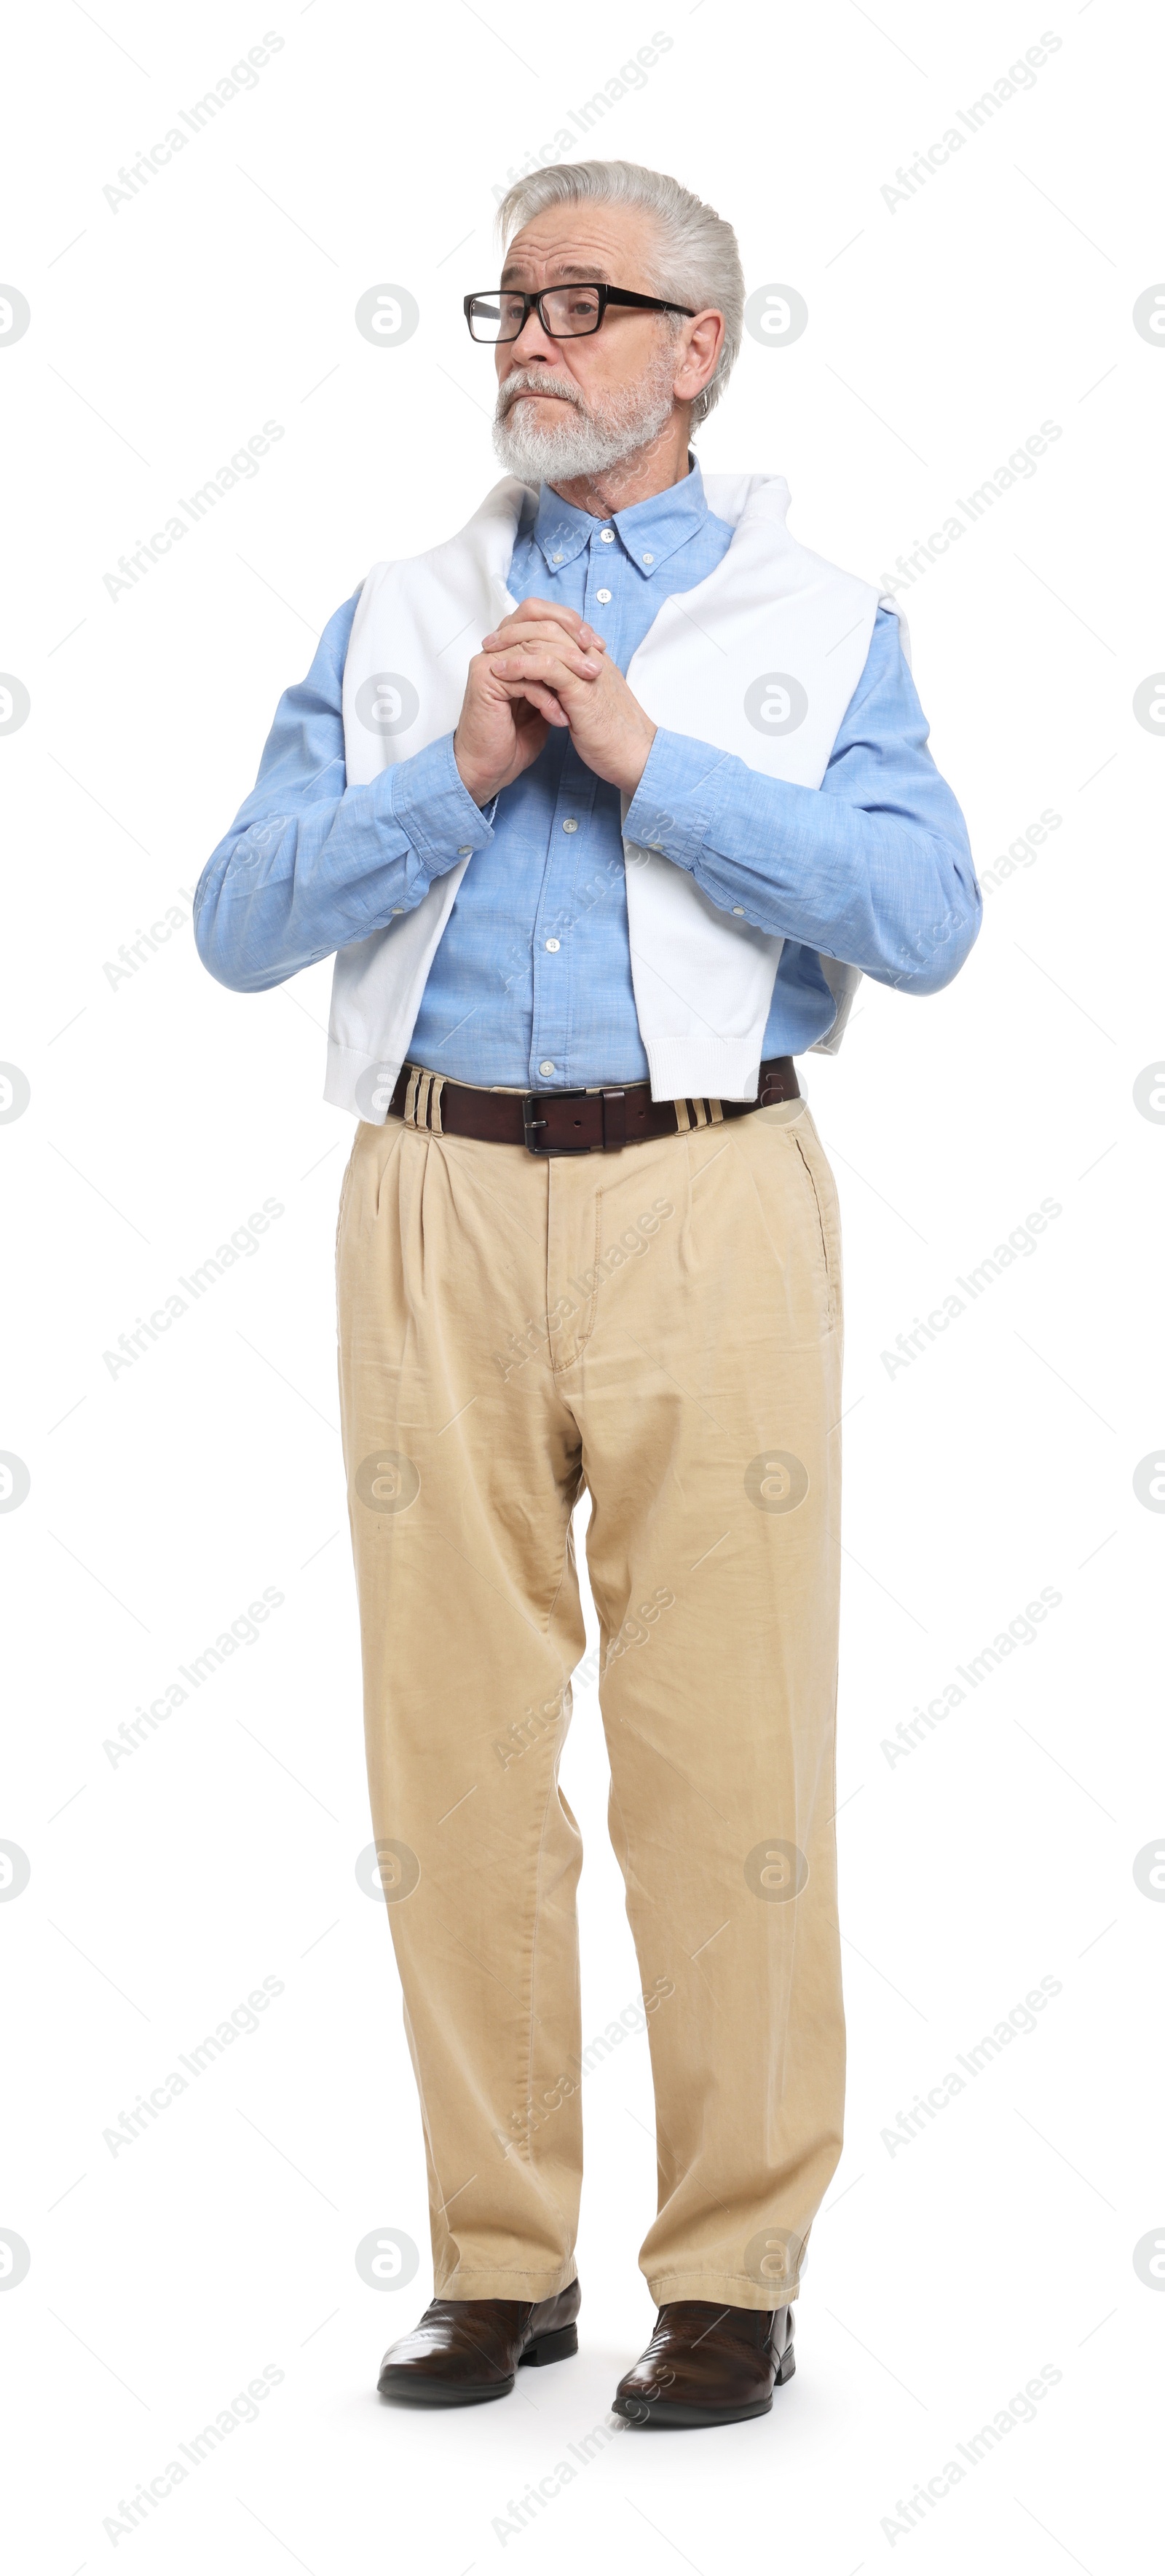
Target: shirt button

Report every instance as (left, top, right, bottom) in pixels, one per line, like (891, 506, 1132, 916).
(553, 552, 564, 564)
(392, 906, 404, 914)
(539, 1060, 556, 1077)
(600, 527, 615, 542)
(596, 588, 612, 604)
(732, 906, 745, 915)
(562, 816, 579, 832)
(642, 552, 654, 564)
(457, 845, 473, 856)
(545, 937, 560, 952)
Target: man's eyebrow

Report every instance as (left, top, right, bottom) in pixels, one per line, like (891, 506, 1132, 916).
(499, 261, 614, 285)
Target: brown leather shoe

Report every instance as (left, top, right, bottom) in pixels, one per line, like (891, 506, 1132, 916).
(612, 2300, 794, 2428)
(377, 2281, 580, 2406)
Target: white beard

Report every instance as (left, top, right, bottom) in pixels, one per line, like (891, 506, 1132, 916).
(491, 349, 678, 483)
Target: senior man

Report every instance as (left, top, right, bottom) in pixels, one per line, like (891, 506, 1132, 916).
(196, 157, 979, 2429)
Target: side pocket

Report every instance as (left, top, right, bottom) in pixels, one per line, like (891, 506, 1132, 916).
(789, 1123, 842, 1328)
(334, 1136, 358, 1279)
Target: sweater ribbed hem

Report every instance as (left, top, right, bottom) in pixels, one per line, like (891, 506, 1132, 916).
(641, 1037, 762, 1104)
(324, 1040, 403, 1123)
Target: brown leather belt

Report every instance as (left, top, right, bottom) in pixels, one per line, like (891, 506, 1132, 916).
(386, 1057, 799, 1155)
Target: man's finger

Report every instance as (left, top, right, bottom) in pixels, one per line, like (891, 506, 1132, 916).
(482, 625, 605, 657)
(488, 656, 574, 703)
(485, 598, 606, 652)
(513, 595, 592, 634)
(483, 621, 602, 659)
(488, 639, 601, 684)
(494, 677, 569, 727)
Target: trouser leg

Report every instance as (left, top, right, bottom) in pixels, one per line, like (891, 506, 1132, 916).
(336, 1117, 588, 2299)
(552, 1100, 845, 2311)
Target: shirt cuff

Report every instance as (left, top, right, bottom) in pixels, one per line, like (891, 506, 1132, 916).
(624, 727, 730, 872)
(384, 731, 497, 875)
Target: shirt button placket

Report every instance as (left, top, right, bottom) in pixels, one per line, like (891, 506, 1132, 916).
(532, 771, 590, 1088)
(588, 524, 619, 629)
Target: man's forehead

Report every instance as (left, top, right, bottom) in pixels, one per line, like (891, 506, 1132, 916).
(501, 207, 652, 284)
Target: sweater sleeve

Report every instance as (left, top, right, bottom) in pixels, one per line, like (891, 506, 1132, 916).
(194, 588, 495, 994)
(623, 607, 982, 996)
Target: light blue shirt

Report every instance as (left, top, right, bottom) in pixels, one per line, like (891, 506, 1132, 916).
(194, 458, 979, 1085)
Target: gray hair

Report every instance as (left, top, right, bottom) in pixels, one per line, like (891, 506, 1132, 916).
(494, 159, 743, 430)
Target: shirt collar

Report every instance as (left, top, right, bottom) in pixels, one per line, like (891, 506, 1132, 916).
(530, 454, 708, 579)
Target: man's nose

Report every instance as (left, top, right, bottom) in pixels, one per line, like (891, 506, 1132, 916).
(509, 301, 559, 363)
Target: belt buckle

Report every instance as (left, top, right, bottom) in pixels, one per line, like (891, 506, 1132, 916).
(522, 1088, 590, 1155)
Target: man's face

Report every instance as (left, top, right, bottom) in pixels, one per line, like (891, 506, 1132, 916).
(489, 202, 692, 483)
(494, 203, 679, 413)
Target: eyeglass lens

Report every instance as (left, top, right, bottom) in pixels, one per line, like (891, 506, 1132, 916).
(467, 287, 603, 342)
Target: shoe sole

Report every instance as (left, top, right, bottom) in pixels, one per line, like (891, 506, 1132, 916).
(377, 2320, 578, 2405)
(612, 2344, 795, 2429)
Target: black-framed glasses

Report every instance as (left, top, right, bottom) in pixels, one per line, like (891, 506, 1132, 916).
(463, 283, 696, 344)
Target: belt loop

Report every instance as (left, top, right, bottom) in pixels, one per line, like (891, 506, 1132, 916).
(427, 1073, 446, 1136)
(673, 1098, 692, 1134)
(708, 1098, 724, 1125)
(758, 1059, 798, 1107)
(403, 1066, 421, 1126)
(601, 1089, 625, 1151)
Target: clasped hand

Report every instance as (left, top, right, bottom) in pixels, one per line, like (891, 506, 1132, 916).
(453, 596, 657, 806)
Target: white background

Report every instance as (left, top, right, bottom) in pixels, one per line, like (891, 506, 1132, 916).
(1, 1, 1162, 2568)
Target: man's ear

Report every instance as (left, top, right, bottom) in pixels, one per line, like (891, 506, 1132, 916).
(674, 309, 724, 403)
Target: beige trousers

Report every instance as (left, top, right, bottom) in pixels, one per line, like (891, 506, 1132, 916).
(336, 1091, 845, 2312)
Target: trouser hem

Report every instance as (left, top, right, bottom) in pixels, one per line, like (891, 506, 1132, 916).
(645, 2272, 802, 2312)
(432, 2264, 579, 2302)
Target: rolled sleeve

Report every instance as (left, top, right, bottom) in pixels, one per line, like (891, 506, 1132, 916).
(625, 727, 729, 872)
(390, 732, 497, 874)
